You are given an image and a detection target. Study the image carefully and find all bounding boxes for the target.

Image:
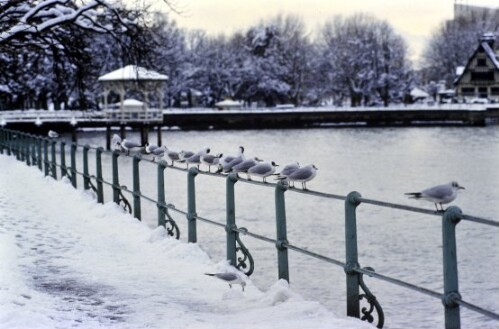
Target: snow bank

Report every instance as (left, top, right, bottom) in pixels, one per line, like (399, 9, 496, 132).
(0, 154, 373, 329)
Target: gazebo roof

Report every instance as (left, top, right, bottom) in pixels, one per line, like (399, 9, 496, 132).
(215, 99, 243, 107)
(98, 65, 168, 82)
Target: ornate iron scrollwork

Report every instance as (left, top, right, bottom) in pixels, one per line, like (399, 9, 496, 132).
(88, 175, 98, 193)
(235, 227, 254, 277)
(163, 204, 180, 239)
(358, 266, 384, 329)
(118, 185, 132, 214)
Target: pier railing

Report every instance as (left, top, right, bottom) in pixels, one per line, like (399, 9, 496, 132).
(1, 127, 498, 329)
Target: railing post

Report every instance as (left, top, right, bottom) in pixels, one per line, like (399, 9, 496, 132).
(95, 147, 104, 203)
(60, 141, 67, 178)
(112, 151, 121, 205)
(50, 140, 57, 179)
(275, 180, 289, 282)
(442, 206, 462, 329)
(157, 160, 167, 227)
(70, 143, 77, 188)
(83, 145, 90, 190)
(345, 191, 362, 318)
(132, 154, 142, 221)
(6, 130, 11, 156)
(226, 173, 239, 267)
(18, 133, 24, 161)
(37, 137, 42, 171)
(187, 167, 199, 243)
(25, 133, 30, 164)
(43, 139, 49, 176)
(14, 133, 20, 160)
(30, 134, 37, 166)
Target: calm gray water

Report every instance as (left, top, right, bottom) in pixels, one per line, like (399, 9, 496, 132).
(75, 127, 498, 329)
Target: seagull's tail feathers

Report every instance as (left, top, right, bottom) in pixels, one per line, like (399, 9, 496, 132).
(275, 175, 287, 180)
(204, 273, 216, 277)
(404, 192, 422, 199)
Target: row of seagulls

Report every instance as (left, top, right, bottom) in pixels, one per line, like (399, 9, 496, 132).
(45, 134, 464, 210)
(109, 140, 318, 189)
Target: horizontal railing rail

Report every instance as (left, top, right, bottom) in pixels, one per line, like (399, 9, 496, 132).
(1, 127, 498, 329)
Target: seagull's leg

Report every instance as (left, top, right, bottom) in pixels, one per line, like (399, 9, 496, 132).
(303, 182, 307, 190)
(439, 203, 444, 212)
(263, 176, 267, 183)
(229, 284, 232, 289)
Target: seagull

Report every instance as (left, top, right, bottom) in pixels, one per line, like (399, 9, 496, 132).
(276, 162, 300, 187)
(149, 145, 166, 162)
(284, 164, 318, 190)
(145, 144, 159, 154)
(231, 157, 262, 178)
(201, 153, 223, 172)
(164, 146, 180, 166)
(120, 139, 143, 155)
(205, 272, 246, 291)
(186, 147, 211, 168)
(48, 130, 59, 138)
(247, 161, 279, 182)
(111, 134, 122, 151)
(404, 181, 465, 211)
(178, 150, 195, 168)
(219, 146, 245, 173)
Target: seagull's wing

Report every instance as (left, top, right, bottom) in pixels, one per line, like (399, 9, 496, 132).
(288, 167, 312, 180)
(214, 273, 238, 281)
(422, 184, 453, 200)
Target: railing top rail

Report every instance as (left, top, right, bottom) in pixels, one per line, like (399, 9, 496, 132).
(5, 134, 494, 229)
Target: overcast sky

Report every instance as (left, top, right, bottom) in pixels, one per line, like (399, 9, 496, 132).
(149, 0, 498, 65)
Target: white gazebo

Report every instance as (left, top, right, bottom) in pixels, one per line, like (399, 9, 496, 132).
(98, 65, 168, 122)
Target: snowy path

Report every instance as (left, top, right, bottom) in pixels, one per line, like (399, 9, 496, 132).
(0, 155, 373, 329)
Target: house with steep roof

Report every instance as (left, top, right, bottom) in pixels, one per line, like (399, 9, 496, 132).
(454, 33, 499, 103)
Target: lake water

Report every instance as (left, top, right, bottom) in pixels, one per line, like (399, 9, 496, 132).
(76, 126, 499, 329)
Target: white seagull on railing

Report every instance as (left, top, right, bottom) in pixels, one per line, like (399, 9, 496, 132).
(247, 161, 279, 182)
(405, 181, 465, 211)
(281, 164, 318, 190)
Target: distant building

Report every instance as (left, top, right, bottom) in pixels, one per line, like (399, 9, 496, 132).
(454, 2, 499, 20)
(454, 33, 499, 103)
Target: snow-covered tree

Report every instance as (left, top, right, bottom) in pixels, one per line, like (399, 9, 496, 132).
(320, 13, 412, 107)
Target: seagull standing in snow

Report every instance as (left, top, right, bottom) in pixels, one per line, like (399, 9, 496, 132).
(283, 164, 318, 190)
(205, 272, 246, 291)
(404, 181, 465, 211)
(247, 161, 279, 182)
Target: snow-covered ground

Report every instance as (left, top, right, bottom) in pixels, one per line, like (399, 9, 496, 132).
(0, 154, 374, 329)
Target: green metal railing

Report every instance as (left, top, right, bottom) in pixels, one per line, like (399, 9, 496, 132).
(1, 127, 498, 329)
